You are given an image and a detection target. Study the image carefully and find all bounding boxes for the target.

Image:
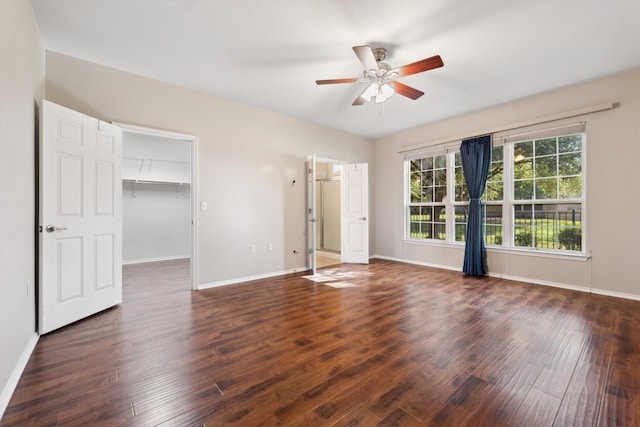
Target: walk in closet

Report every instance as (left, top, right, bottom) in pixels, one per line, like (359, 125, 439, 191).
(122, 132, 191, 264)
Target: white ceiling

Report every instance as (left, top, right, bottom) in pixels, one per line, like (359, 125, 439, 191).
(31, 0, 640, 139)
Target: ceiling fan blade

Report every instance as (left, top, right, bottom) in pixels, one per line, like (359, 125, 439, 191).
(352, 96, 366, 106)
(316, 78, 359, 85)
(395, 55, 444, 77)
(353, 45, 379, 71)
(394, 81, 425, 100)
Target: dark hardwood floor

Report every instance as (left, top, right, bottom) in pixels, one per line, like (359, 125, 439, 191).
(2, 258, 640, 426)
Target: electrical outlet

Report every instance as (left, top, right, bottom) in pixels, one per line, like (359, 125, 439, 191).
(250, 244, 256, 253)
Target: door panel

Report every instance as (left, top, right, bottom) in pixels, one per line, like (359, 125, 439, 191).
(341, 163, 369, 264)
(39, 100, 123, 334)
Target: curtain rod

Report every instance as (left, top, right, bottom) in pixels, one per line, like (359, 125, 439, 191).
(397, 102, 614, 154)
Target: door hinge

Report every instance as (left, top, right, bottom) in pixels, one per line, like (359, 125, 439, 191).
(38, 225, 43, 233)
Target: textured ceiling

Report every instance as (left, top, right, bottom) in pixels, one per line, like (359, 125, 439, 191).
(31, 0, 640, 139)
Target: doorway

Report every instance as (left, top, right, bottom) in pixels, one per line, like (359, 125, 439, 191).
(315, 161, 342, 268)
(116, 123, 199, 290)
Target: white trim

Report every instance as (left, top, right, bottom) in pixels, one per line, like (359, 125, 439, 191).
(401, 238, 590, 262)
(198, 267, 308, 290)
(371, 255, 640, 301)
(122, 255, 190, 265)
(113, 122, 199, 291)
(373, 255, 461, 272)
(0, 333, 39, 419)
(398, 102, 613, 154)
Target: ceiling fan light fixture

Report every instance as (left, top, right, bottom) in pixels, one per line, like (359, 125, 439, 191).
(361, 81, 395, 104)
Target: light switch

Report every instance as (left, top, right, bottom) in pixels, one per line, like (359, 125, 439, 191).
(201, 201, 208, 211)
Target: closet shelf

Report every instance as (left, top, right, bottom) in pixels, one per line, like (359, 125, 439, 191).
(123, 179, 190, 186)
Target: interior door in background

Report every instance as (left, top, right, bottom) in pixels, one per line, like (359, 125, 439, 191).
(39, 100, 123, 334)
(341, 163, 369, 264)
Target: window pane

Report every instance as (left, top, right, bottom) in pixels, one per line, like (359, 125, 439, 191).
(435, 186, 447, 202)
(435, 206, 446, 223)
(410, 159, 422, 172)
(514, 140, 533, 159)
(513, 158, 533, 180)
(434, 155, 446, 169)
(423, 157, 433, 169)
(484, 205, 502, 245)
(514, 204, 533, 247)
(558, 152, 581, 176)
(423, 171, 433, 186)
(559, 135, 582, 153)
(492, 145, 503, 161)
(513, 203, 581, 251)
(514, 180, 533, 200)
(434, 169, 446, 186)
(421, 206, 433, 221)
(535, 178, 557, 199)
(483, 145, 504, 202)
(410, 172, 422, 203)
(422, 186, 433, 203)
(455, 184, 468, 201)
(535, 138, 557, 156)
(484, 182, 503, 201)
(455, 205, 468, 242)
(535, 156, 557, 178)
(559, 176, 582, 199)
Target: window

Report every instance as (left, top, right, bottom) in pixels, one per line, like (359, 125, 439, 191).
(405, 123, 585, 253)
(408, 155, 447, 240)
(512, 133, 583, 251)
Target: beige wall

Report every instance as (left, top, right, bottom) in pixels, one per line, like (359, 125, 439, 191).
(0, 0, 45, 412)
(45, 52, 374, 286)
(375, 69, 640, 299)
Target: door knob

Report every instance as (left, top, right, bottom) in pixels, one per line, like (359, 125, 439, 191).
(45, 225, 67, 233)
(359, 217, 367, 221)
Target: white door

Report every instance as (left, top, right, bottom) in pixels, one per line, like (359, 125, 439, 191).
(341, 163, 369, 264)
(306, 154, 317, 274)
(39, 100, 123, 334)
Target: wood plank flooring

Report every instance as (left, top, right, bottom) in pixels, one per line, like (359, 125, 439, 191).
(3, 258, 640, 426)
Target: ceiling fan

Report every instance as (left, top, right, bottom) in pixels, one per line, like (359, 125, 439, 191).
(316, 45, 444, 106)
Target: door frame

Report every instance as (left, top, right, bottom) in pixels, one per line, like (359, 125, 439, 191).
(114, 123, 199, 290)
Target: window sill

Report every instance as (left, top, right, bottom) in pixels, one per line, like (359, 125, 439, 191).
(402, 238, 590, 261)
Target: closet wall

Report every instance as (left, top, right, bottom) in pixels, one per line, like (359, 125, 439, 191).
(122, 133, 191, 263)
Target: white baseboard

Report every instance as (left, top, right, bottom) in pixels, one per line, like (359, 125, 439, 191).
(123, 255, 190, 265)
(372, 255, 461, 272)
(198, 266, 309, 290)
(371, 255, 640, 301)
(0, 333, 39, 420)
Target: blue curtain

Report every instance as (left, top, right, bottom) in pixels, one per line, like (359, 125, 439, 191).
(460, 135, 492, 276)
